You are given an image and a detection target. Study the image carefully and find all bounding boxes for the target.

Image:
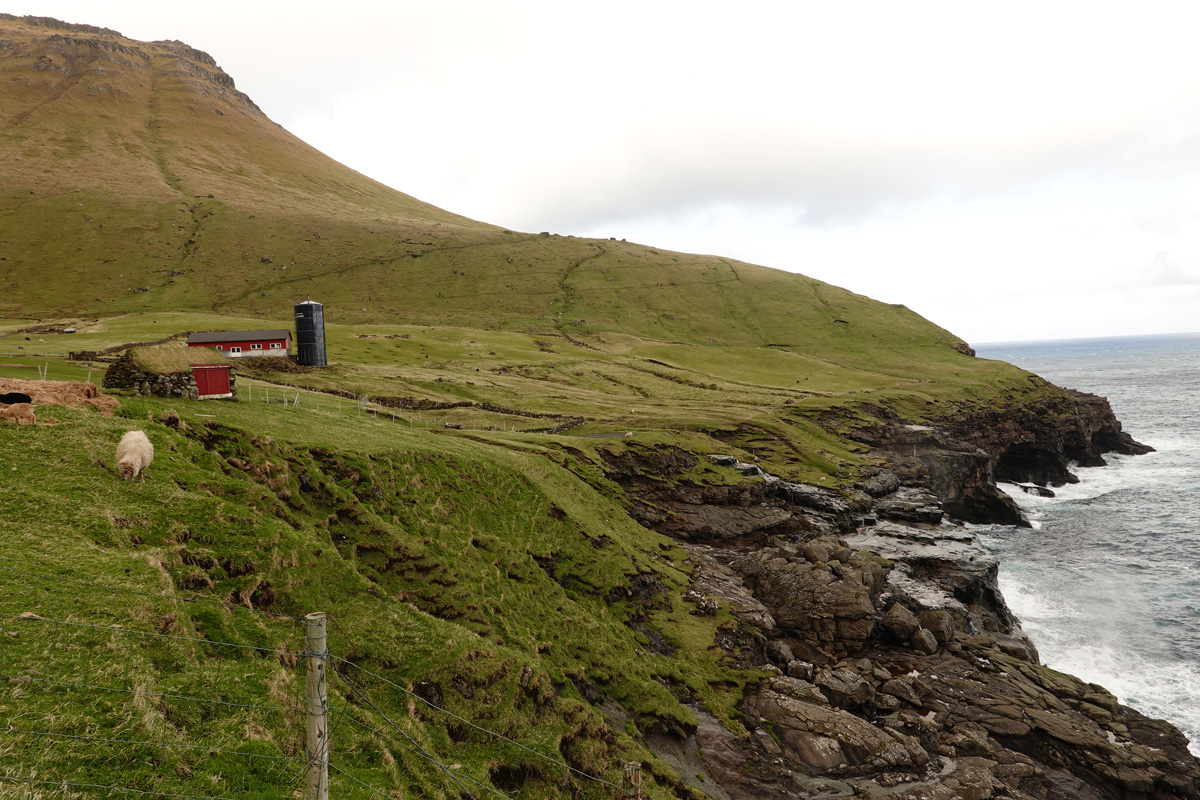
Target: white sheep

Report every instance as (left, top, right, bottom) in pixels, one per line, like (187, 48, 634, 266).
(116, 430, 154, 481)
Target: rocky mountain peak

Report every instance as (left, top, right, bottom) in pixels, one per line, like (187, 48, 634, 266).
(0, 12, 121, 37)
(0, 14, 256, 113)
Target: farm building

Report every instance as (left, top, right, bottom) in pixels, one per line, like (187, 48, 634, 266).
(187, 329, 291, 357)
(103, 346, 235, 400)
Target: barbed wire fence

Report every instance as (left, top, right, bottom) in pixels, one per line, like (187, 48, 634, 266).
(240, 381, 542, 434)
(0, 566, 644, 799)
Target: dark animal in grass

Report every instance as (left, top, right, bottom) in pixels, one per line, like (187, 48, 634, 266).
(0, 392, 32, 405)
(116, 430, 154, 481)
(156, 409, 183, 429)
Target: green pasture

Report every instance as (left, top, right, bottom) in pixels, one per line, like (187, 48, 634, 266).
(0, 310, 1041, 488)
(0, 384, 774, 798)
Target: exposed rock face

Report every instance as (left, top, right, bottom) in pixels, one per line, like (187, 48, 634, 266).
(875, 388, 1153, 524)
(684, 545, 776, 632)
(842, 521, 1031, 646)
(601, 392, 1198, 800)
(876, 423, 1027, 525)
(680, 618, 1200, 799)
(683, 524, 1199, 798)
(953, 388, 1152, 485)
(748, 676, 927, 775)
(874, 486, 944, 524)
(0, 12, 120, 36)
(734, 542, 888, 653)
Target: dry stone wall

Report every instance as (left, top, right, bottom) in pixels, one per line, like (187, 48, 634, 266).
(102, 354, 235, 400)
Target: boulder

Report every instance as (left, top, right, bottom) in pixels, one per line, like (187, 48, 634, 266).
(766, 640, 794, 667)
(910, 628, 939, 655)
(815, 667, 876, 709)
(860, 470, 901, 497)
(882, 602, 920, 642)
(880, 675, 926, 707)
(919, 609, 956, 643)
(787, 659, 815, 681)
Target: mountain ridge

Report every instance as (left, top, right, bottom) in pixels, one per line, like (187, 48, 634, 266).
(0, 12, 971, 363)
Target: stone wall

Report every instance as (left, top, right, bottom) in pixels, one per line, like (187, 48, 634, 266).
(102, 355, 236, 400)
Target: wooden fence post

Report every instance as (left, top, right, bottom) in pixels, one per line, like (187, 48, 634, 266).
(305, 612, 329, 800)
(623, 761, 644, 799)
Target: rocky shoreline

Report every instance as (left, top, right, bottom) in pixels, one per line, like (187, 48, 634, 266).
(606, 388, 1198, 799)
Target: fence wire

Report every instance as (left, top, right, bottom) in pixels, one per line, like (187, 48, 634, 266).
(331, 666, 485, 800)
(1, 592, 307, 798)
(0, 775, 247, 800)
(0, 565, 304, 621)
(0, 611, 303, 658)
(2, 575, 634, 799)
(333, 655, 627, 795)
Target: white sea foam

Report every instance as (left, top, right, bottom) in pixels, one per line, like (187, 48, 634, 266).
(978, 333, 1200, 757)
(1001, 569, 1200, 756)
(997, 572, 1075, 621)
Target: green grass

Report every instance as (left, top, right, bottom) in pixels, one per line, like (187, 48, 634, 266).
(0, 18, 1068, 797)
(0, 309, 1059, 798)
(0, 311, 1041, 484)
(0, 392, 778, 799)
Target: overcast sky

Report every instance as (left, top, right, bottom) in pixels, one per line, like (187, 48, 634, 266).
(14, 1, 1200, 343)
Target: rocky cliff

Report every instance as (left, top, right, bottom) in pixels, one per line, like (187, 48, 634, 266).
(869, 384, 1155, 526)
(605, 390, 1197, 800)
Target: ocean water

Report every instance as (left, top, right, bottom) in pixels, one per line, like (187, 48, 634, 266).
(974, 333, 1200, 756)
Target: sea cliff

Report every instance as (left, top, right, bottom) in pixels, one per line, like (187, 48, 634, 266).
(607, 389, 1198, 799)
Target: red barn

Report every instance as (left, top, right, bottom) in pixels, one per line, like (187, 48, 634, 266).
(187, 329, 291, 358)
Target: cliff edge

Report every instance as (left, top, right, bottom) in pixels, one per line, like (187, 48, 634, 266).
(607, 390, 1195, 800)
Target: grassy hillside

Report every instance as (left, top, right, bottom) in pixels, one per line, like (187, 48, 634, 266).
(0, 14, 974, 367)
(1, 390, 760, 799)
(0, 315, 1061, 798)
(0, 13, 1084, 799)
(1, 312, 1039, 487)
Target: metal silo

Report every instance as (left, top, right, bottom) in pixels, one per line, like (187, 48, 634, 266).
(294, 300, 327, 366)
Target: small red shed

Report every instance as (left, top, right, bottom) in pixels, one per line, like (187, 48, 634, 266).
(187, 329, 292, 357)
(192, 364, 233, 399)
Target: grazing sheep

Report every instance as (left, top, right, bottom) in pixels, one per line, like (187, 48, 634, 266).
(0, 403, 35, 425)
(116, 430, 154, 481)
(0, 392, 32, 405)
